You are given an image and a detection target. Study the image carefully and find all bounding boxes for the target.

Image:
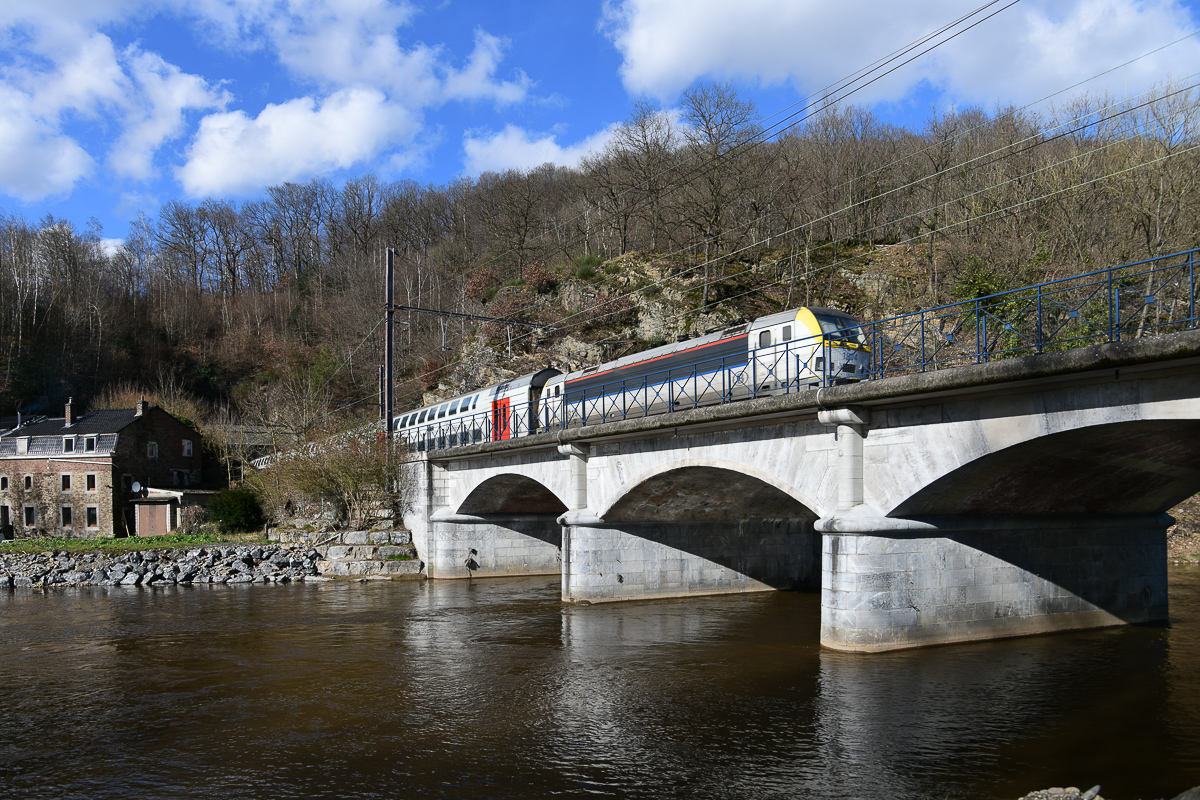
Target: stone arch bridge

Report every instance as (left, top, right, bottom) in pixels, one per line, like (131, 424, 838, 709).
(403, 332, 1200, 652)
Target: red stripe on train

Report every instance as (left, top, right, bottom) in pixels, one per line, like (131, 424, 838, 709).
(565, 334, 747, 385)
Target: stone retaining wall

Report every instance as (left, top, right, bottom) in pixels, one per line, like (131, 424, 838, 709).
(0, 544, 322, 588)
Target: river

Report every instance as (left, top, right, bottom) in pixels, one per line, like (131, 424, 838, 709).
(1, 568, 1198, 799)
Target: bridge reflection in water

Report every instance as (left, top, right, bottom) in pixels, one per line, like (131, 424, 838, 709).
(1, 575, 1198, 797)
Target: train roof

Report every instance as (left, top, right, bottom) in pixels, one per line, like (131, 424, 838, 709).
(748, 309, 802, 330)
(496, 368, 561, 391)
(563, 322, 750, 381)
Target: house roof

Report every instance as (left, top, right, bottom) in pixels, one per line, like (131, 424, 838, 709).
(2, 408, 141, 437)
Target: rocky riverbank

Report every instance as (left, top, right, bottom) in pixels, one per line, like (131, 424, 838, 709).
(1019, 786, 1199, 800)
(0, 544, 322, 587)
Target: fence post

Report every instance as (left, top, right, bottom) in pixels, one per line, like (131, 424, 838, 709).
(1190, 249, 1196, 329)
(976, 301, 984, 364)
(920, 311, 926, 372)
(1108, 264, 1116, 342)
(1036, 283, 1044, 353)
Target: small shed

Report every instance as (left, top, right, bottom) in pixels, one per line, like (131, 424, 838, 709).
(132, 488, 215, 537)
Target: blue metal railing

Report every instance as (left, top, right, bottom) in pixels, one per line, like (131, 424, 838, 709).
(402, 248, 1199, 452)
(863, 247, 1199, 377)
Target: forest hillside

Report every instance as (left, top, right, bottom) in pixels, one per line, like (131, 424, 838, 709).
(2, 83, 1197, 450)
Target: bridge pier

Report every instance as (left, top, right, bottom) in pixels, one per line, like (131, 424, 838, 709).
(817, 515, 1169, 652)
(426, 512, 562, 579)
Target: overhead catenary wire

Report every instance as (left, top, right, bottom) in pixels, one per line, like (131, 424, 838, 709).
(399, 98, 1200, 386)
(383, 20, 1200, 393)
(447, 35, 1200, 353)
(447, 0, 1024, 285)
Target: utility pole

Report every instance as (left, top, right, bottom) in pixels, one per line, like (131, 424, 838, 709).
(385, 248, 395, 459)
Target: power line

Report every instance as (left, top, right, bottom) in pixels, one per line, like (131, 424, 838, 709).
(449, 0, 1021, 284)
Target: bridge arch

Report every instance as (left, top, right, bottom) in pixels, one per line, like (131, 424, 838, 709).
(456, 474, 568, 516)
(597, 458, 822, 522)
(890, 419, 1200, 516)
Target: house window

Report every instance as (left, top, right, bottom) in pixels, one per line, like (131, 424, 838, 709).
(0, 476, 7, 491)
(61, 506, 73, 527)
(121, 474, 132, 492)
(86, 506, 99, 528)
(23, 505, 35, 526)
(86, 473, 97, 492)
(23, 475, 32, 491)
(182, 439, 193, 457)
(84, 437, 96, 452)
(63, 437, 75, 453)
(147, 442, 158, 459)
(61, 474, 71, 492)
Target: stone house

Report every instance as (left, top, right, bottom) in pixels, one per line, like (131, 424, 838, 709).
(0, 399, 205, 539)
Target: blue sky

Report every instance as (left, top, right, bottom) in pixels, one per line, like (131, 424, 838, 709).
(2, 0, 1199, 246)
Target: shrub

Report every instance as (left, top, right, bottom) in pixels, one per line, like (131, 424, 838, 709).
(178, 504, 210, 535)
(577, 265, 597, 280)
(208, 488, 265, 533)
(522, 261, 557, 293)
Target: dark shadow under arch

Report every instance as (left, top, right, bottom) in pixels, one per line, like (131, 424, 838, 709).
(604, 466, 817, 523)
(892, 419, 1200, 517)
(598, 466, 819, 591)
(457, 474, 568, 516)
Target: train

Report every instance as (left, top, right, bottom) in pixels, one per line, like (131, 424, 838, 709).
(395, 306, 871, 451)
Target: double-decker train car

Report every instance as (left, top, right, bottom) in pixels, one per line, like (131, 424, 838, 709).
(397, 306, 869, 450)
(395, 368, 560, 450)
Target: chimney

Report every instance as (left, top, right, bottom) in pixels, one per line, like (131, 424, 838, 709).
(64, 397, 73, 427)
(135, 396, 147, 417)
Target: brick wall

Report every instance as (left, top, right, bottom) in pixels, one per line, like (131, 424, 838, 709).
(0, 459, 118, 539)
(114, 407, 204, 491)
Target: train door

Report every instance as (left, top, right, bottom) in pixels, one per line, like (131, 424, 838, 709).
(491, 397, 511, 440)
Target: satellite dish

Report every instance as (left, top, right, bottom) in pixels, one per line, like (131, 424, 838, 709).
(131, 481, 142, 493)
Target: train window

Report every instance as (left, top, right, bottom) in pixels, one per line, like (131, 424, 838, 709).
(418, 410, 427, 423)
(438, 404, 448, 418)
(759, 330, 772, 348)
(555, 386, 561, 396)
(448, 400, 460, 414)
(782, 325, 792, 341)
(814, 313, 868, 345)
(398, 415, 408, 428)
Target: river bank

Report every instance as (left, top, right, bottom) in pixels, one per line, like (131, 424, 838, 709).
(0, 543, 322, 587)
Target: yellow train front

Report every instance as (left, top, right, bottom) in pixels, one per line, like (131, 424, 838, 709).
(749, 306, 872, 393)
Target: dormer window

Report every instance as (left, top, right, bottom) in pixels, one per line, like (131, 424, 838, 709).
(63, 437, 75, 453)
(84, 437, 96, 452)
(16, 438, 28, 455)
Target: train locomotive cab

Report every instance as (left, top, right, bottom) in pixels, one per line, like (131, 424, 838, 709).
(749, 306, 870, 393)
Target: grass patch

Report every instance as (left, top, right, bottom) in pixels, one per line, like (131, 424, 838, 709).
(0, 530, 269, 556)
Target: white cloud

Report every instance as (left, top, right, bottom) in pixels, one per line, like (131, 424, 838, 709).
(110, 49, 230, 180)
(177, 87, 417, 195)
(443, 30, 531, 104)
(463, 123, 617, 174)
(0, 85, 94, 200)
(603, 0, 1200, 106)
(0, 0, 536, 201)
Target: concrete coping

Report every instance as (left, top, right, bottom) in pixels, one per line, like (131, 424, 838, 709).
(430, 509, 564, 524)
(815, 512, 1175, 533)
